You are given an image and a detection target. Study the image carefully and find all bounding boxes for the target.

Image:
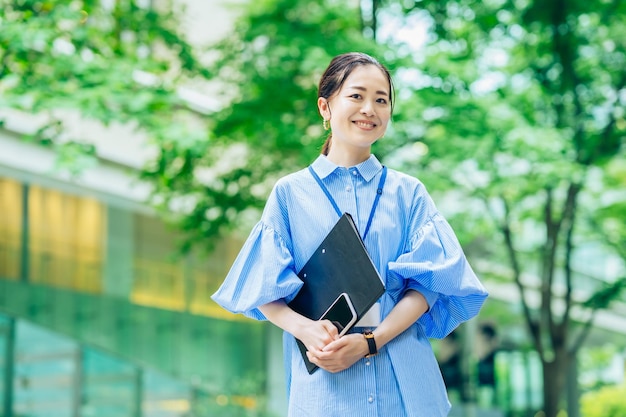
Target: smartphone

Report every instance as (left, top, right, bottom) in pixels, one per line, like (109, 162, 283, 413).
(319, 293, 358, 337)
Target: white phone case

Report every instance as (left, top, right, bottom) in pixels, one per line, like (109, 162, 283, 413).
(319, 293, 358, 336)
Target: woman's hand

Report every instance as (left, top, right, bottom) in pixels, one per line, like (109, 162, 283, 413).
(306, 333, 369, 373)
(307, 289, 431, 373)
(258, 301, 339, 351)
(298, 319, 340, 351)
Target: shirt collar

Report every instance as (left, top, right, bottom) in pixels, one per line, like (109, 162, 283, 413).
(311, 154, 383, 182)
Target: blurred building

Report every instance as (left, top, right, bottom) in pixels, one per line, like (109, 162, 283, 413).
(0, 1, 287, 417)
(1, 1, 625, 417)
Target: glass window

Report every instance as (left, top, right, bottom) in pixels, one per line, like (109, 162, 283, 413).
(0, 178, 23, 280)
(28, 185, 105, 292)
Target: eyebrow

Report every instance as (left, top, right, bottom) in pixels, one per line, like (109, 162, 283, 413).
(346, 85, 389, 97)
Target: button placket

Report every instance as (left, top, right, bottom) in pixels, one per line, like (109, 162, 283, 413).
(363, 354, 377, 411)
(340, 169, 358, 220)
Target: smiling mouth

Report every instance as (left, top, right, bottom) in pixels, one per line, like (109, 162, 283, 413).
(353, 121, 376, 129)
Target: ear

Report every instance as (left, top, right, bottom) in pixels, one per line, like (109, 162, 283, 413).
(318, 97, 330, 121)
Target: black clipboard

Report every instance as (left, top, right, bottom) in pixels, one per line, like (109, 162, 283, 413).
(287, 213, 385, 374)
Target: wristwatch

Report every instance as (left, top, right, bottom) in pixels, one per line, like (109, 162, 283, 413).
(363, 331, 378, 357)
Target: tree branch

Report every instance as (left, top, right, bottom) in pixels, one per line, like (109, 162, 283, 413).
(543, 187, 559, 348)
(561, 182, 582, 326)
(569, 308, 597, 354)
(572, 263, 626, 352)
(500, 196, 544, 357)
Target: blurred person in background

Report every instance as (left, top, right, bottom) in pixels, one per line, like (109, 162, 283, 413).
(476, 322, 499, 407)
(438, 330, 468, 404)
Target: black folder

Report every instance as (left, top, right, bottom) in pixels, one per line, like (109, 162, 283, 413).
(288, 213, 385, 374)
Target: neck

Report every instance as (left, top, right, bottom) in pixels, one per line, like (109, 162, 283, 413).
(326, 146, 371, 167)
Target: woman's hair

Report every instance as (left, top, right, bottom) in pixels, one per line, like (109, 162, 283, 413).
(318, 52, 395, 155)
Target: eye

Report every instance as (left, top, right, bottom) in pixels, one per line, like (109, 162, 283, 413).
(377, 98, 388, 105)
(349, 93, 362, 99)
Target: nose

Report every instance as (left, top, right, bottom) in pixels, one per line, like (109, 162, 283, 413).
(360, 100, 375, 116)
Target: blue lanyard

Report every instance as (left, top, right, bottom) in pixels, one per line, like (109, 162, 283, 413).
(308, 165, 387, 241)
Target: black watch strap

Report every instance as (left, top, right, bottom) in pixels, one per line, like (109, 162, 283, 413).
(363, 331, 378, 357)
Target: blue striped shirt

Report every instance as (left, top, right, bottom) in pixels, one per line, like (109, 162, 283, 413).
(212, 154, 488, 417)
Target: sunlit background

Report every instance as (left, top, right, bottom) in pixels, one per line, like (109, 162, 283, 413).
(0, 0, 624, 416)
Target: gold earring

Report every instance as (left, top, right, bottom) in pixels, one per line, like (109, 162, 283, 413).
(323, 119, 330, 130)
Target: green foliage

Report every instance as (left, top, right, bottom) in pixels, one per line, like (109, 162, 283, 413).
(392, 0, 626, 226)
(2, 1, 625, 415)
(0, 0, 207, 173)
(578, 344, 622, 391)
(384, 2, 624, 415)
(583, 278, 626, 310)
(141, 0, 390, 247)
(580, 384, 626, 417)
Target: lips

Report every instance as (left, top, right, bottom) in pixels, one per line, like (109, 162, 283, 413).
(353, 120, 377, 129)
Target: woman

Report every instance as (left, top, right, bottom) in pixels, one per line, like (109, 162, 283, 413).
(212, 52, 488, 416)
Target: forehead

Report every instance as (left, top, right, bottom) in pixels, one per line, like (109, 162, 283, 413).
(341, 65, 390, 95)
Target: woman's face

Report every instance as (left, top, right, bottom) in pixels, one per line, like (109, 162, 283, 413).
(318, 64, 391, 155)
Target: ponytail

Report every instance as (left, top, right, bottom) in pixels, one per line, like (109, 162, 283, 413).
(321, 134, 332, 155)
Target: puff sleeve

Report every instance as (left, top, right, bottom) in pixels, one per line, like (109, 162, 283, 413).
(387, 213, 488, 339)
(211, 184, 303, 320)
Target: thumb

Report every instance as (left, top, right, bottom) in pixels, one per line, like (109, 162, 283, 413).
(323, 320, 340, 340)
(322, 336, 346, 352)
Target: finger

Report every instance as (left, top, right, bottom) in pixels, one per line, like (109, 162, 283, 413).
(322, 340, 338, 352)
(308, 345, 329, 360)
(321, 320, 340, 340)
(322, 334, 350, 352)
(307, 349, 334, 367)
(311, 339, 327, 350)
(307, 345, 321, 355)
(310, 348, 334, 362)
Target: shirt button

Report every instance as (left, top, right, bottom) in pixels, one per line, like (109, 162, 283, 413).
(352, 170, 358, 176)
(365, 360, 371, 366)
(345, 186, 352, 192)
(368, 395, 374, 403)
